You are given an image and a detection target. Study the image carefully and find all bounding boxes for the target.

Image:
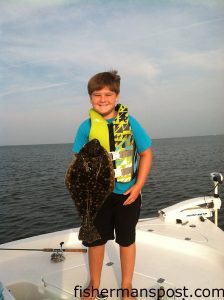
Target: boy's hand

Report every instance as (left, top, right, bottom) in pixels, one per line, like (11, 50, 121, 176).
(123, 184, 141, 205)
(122, 148, 152, 206)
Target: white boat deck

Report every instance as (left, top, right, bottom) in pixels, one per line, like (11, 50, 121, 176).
(1, 215, 224, 300)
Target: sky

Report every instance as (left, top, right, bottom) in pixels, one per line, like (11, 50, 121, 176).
(0, 0, 224, 146)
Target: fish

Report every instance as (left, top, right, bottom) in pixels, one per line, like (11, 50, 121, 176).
(65, 139, 115, 243)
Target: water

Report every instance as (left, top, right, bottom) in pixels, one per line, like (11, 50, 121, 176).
(0, 135, 224, 245)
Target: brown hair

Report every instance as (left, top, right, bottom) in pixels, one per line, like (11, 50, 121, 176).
(87, 70, 120, 95)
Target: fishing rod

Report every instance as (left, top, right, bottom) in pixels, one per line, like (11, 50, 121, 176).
(0, 248, 87, 253)
(0, 242, 87, 262)
(0, 242, 87, 253)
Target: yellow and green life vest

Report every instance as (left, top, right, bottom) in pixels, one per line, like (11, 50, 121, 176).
(89, 103, 138, 183)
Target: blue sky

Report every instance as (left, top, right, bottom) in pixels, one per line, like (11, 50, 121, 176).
(0, 0, 224, 146)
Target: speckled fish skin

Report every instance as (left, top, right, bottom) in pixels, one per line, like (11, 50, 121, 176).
(65, 139, 115, 243)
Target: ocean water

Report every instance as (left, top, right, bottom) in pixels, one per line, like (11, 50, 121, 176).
(0, 135, 224, 245)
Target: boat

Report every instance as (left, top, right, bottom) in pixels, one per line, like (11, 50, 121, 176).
(0, 172, 224, 300)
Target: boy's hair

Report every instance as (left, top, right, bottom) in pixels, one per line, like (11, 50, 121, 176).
(87, 70, 120, 95)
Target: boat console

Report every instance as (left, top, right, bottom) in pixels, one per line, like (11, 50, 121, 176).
(158, 172, 223, 226)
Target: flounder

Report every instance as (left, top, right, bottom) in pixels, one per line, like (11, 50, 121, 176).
(65, 139, 115, 243)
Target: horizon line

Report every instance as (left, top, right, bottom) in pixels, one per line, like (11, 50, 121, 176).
(0, 133, 223, 147)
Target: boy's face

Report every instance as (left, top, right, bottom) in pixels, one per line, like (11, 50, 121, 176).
(90, 87, 119, 119)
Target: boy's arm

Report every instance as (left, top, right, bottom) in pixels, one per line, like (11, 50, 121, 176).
(72, 119, 90, 153)
(123, 147, 152, 205)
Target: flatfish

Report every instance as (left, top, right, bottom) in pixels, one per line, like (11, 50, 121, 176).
(65, 139, 115, 243)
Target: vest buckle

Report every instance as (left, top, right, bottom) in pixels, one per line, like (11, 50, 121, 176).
(114, 168, 122, 178)
(110, 151, 121, 160)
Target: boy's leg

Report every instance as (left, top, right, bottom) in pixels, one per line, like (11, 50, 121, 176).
(81, 193, 115, 299)
(120, 243, 136, 300)
(114, 193, 141, 300)
(89, 244, 105, 287)
(81, 244, 105, 299)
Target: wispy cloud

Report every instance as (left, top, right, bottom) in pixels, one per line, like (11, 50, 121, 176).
(0, 81, 70, 98)
(144, 16, 224, 38)
(162, 48, 224, 71)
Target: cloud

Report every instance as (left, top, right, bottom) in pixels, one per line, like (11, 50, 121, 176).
(164, 48, 224, 71)
(168, 0, 224, 8)
(1, 15, 161, 91)
(144, 16, 224, 38)
(0, 0, 223, 145)
(0, 81, 70, 98)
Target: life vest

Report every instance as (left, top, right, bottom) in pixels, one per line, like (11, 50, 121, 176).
(89, 103, 139, 183)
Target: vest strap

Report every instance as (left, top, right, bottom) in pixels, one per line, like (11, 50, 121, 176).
(114, 167, 132, 178)
(109, 150, 134, 161)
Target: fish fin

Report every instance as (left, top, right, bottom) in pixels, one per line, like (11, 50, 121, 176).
(64, 154, 78, 188)
(78, 223, 101, 243)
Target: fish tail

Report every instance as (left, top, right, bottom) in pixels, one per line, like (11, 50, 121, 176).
(78, 223, 101, 243)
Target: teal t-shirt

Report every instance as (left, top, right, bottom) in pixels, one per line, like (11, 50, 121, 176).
(72, 115, 152, 194)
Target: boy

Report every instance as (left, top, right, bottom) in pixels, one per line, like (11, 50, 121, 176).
(72, 70, 152, 299)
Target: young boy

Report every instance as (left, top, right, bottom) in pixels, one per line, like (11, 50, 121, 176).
(72, 70, 152, 299)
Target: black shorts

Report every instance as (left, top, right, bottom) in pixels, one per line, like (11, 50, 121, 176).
(82, 192, 141, 247)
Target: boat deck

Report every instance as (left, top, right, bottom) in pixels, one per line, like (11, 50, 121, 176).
(0, 217, 224, 299)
